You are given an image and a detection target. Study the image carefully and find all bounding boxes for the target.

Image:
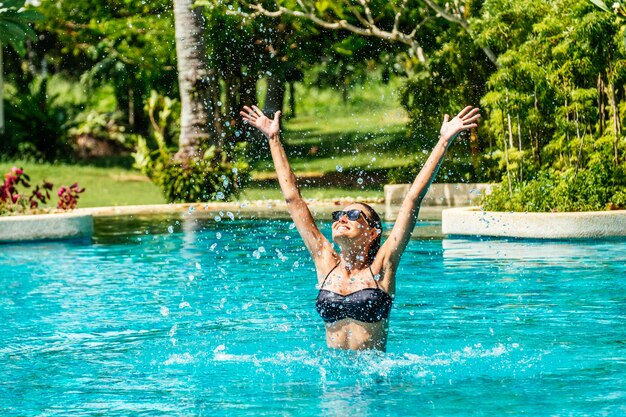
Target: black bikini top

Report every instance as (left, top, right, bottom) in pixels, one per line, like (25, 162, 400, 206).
(315, 263, 393, 323)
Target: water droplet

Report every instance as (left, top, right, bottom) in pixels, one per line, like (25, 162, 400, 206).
(179, 301, 191, 309)
(335, 165, 343, 172)
(167, 226, 174, 233)
(160, 306, 170, 317)
(214, 215, 222, 222)
(216, 232, 222, 239)
(357, 178, 364, 185)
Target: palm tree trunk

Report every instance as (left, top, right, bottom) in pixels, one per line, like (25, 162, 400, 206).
(173, 0, 219, 161)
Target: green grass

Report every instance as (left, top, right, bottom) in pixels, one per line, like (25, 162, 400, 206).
(3, 75, 414, 208)
(0, 161, 165, 208)
(250, 77, 414, 177)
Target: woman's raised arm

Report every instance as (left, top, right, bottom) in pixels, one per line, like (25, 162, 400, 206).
(240, 105, 334, 266)
(379, 106, 481, 268)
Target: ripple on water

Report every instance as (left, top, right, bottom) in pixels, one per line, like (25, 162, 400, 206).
(0, 217, 624, 416)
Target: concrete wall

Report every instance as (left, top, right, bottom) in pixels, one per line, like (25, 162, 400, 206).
(442, 207, 626, 239)
(384, 183, 492, 220)
(0, 212, 93, 243)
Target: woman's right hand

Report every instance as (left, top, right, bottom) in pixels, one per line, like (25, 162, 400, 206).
(240, 105, 281, 139)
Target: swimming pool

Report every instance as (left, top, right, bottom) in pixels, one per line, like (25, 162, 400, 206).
(1, 214, 625, 415)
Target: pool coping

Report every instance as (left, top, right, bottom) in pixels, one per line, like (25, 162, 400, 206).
(442, 206, 626, 239)
(79, 200, 386, 219)
(4, 201, 625, 242)
(0, 211, 94, 243)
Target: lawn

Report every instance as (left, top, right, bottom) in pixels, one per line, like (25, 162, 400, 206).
(251, 77, 413, 175)
(3, 77, 415, 208)
(0, 162, 166, 208)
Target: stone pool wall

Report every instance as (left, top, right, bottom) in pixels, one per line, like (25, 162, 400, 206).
(384, 183, 493, 220)
(0, 212, 93, 243)
(442, 207, 626, 239)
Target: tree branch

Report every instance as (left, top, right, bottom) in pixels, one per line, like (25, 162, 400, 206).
(421, 0, 498, 65)
(229, 0, 427, 62)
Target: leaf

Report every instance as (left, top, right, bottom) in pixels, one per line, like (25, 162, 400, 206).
(589, 0, 610, 12)
(16, 9, 45, 22)
(315, 0, 330, 13)
(0, 0, 26, 9)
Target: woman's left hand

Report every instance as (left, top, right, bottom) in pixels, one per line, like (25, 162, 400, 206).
(439, 106, 481, 143)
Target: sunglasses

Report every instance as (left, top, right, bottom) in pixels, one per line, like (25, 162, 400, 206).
(331, 210, 378, 228)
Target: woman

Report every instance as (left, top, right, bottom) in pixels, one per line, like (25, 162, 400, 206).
(240, 104, 480, 351)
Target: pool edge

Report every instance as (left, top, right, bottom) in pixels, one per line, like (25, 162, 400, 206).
(442, 206, 626, 239)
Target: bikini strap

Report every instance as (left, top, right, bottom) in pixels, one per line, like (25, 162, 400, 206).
(369, 265, 381, 289)
(320, 262, 341, 289)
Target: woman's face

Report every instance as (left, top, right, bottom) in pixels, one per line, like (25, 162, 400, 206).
(331, 204, 377, 244)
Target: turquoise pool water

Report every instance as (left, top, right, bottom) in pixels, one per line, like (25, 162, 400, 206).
(1, 215, 625, 416)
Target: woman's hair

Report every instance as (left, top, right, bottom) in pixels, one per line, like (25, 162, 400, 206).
(356, 202, 382, 263)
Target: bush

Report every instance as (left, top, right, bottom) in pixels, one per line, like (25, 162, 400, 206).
(1, 167, 85, 215)
(144, 145, 250, 203)
(69, 110, 133, 159)
(388, 152, 498, 184)
(481, 161, 626, 212)
(0, 78, 75, 161)
(133, 91, 250, 203)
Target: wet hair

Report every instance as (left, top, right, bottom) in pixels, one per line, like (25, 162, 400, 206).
(355, 202, 382, 263)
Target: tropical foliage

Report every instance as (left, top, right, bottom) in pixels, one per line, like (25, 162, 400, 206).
(476, 0, 626, 211)
(132, 91, 250, 203)
(0, 0, 43, 54)
(2, 0, 625, 209)
(0, 167, 85, 214)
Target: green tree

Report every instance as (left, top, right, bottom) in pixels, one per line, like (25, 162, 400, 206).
(1, 0, 43, 133)
(33, 0, 177, 132)
(479, 0, 626, 210)
(0, 0, 42, 55)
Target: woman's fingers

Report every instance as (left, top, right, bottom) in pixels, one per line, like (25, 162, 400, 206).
(456, 105, 474, 118)
(456, 106, 480, 120)
(242, 105, 257, 116)
(240, 110, 256, 121)
(241, 104, 267, 127)
(465, 114, 481, 124)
